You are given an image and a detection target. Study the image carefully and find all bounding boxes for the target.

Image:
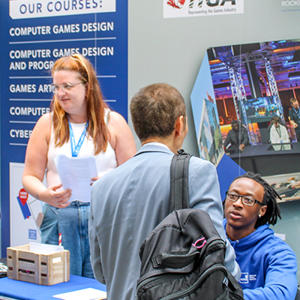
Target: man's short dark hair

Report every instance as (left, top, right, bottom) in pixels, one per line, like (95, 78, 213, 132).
(231, 172, 281, 228)
(130, 83, 186, 142)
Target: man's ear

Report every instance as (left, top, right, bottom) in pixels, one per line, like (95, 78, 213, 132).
(173, 115, 188, 151)
(259, 205, 267, 218)
(174, 116, 181, 136)
(174, 115, 187, 137)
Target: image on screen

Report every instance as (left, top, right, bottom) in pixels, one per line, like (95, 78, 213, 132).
(241, 96, 280, 124)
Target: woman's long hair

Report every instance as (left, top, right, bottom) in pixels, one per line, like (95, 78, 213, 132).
(51, 54, 108, 154)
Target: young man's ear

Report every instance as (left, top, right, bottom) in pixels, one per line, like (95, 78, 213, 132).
(259, 205, 267, 218)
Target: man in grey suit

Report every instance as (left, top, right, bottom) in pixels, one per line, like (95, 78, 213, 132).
(89, 83, 240, 300)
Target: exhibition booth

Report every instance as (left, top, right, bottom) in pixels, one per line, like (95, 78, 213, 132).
(0, 0, 300, 297)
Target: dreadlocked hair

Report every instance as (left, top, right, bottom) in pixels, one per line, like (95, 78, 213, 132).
(234, 172, 281, 228)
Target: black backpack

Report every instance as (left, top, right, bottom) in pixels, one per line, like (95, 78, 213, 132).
(136, 150, 244, 300)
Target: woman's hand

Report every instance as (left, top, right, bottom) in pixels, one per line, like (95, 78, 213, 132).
(90, 168, 115, 185)
(38, 184, 71, 208)
(91, 176, 100, 186)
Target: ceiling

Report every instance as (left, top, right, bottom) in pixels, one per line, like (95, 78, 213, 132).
(208, 39, 300, 100)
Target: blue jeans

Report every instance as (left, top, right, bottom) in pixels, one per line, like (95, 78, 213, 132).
(40, 202, 94, 278)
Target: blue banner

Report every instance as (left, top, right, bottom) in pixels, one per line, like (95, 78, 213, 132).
(1, 0, 128, 256)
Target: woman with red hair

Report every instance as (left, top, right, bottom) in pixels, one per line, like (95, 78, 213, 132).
(23, 54, 136, 277)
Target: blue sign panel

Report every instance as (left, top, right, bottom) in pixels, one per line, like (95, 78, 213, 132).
(0, 0, 128, 256)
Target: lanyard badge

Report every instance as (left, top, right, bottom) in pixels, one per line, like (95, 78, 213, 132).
(68, 121, 89, 157)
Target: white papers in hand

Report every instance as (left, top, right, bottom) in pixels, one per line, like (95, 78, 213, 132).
(55, 155, 97, 203)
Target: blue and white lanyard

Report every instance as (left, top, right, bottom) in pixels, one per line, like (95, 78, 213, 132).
(68, 120, 89, 157)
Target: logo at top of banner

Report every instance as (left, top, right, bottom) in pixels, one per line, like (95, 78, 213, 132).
(167, 0, 186, 9)
(9, 0, 116, 20)
(164, 0, 244, 18)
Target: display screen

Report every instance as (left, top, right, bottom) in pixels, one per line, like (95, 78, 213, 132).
(241, 96, 280, 123)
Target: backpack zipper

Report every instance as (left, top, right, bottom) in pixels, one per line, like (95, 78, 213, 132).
(137, 273, 184, 295)
(161, 264, 228, 300)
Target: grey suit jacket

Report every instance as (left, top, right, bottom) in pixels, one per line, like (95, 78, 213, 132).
(89, 142, 240, 300)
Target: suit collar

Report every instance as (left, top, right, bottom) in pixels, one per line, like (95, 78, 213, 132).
(138, 142, 173, 155)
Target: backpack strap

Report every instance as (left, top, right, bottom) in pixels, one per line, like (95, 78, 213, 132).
(169, 149, 192, 211)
